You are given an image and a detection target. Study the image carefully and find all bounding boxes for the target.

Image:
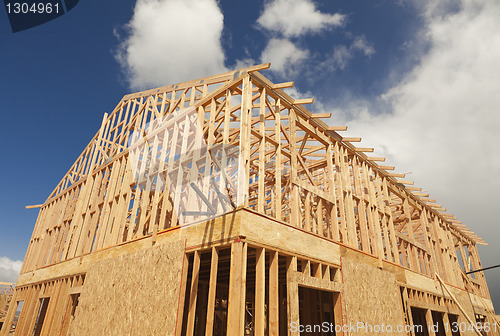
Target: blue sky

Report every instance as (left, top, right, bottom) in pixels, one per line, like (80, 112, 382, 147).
(1, 0, 499, 309)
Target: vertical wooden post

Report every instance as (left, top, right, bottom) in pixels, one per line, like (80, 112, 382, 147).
(227, 241, 247, 335)
(208, 98, 217, 146)
(444, 230, 461, 287)
(316, 198, 323, 236)
(402, 198, 419, 271)
(379, 215, 391, 261)
(429, 215, 448, 281)
(240, 243, 248, 335)
(365, 176, 384, 262)
(381, 178, 401, 264)
(175, 253, 189, 336)
(304, 191, 311, 232)
(339, 148, 357, 247)
(258, 89, 266, 213)
(326, 143, 339, 241)
(269, 251, 279, 336)
(289, 108, 300, 228)
(274, 99, 282, 221)
(420, 209, 438, 277)
(351, 156, 370, 252)
(186, 250, 201, 336)
(238, 76, 251, 207)
(286, 256, 299, 336)
(223, 90, 232, 144)
(255, 248, 266, 336)
(332, 142, 348, 243)
(205, 247, 219, 336)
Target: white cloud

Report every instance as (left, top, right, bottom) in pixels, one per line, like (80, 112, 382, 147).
(351, 35, 376, 57)
(334, 0, 500, 248)
(116, 0, 227, 90)
(257, 0, 345, 37)
(260, 38, 309, 76)
(256, 1, 372, 78)
(310, 0, 500, 306)
(232, 58, 257, 70)
(0, 257, 22, 283)
(322, 35, 375, 71)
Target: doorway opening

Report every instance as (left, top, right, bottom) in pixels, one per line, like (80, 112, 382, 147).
(298, 287, 339, 336)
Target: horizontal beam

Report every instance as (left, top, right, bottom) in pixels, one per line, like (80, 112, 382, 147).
(272, 81, 294, 89)
(368, 157, 386, 162)
(355, 148, 374, 152)
(342, 137, 361, 142)
(378, 165, 395, 170)
(388, 173, 406, 178)
(326, 126, 348, 131)
(293, 98, 314, 105)
(310, 113, 331, 118)
(25, 204, 43, 209)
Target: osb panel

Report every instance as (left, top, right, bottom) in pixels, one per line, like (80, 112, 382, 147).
(182, 210, 241, 248)
(17, 228, 183, 287)
(341, 257, 406, 335)
(69, 240, 185, 336)
(404, 269, 440, 295)
(239, 210, 341, 265)
(468, 291, 494, 311)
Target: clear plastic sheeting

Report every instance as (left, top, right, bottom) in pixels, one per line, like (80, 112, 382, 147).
(128, 106, 243, 225)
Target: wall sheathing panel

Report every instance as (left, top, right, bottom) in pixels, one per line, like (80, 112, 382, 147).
(68, 241, 184, 336)
(341, 251, 407, 336)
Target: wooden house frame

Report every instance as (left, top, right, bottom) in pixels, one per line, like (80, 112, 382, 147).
(1, 64, 497, 336)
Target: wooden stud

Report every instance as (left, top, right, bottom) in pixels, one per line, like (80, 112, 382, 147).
(205, 248, 218, 336)
(255, 247, 265, 336)
(286, 256, 299, 336)
(227, 241, 247, 335)
(269, 251, 279, 336)
(186, 250, 201, 336)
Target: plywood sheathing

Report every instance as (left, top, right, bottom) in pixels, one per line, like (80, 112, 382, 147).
(69, 240, 185, 336)
(340, 254, 407, 336)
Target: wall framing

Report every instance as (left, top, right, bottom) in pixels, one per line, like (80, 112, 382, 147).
(1, 65, 497, 336)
